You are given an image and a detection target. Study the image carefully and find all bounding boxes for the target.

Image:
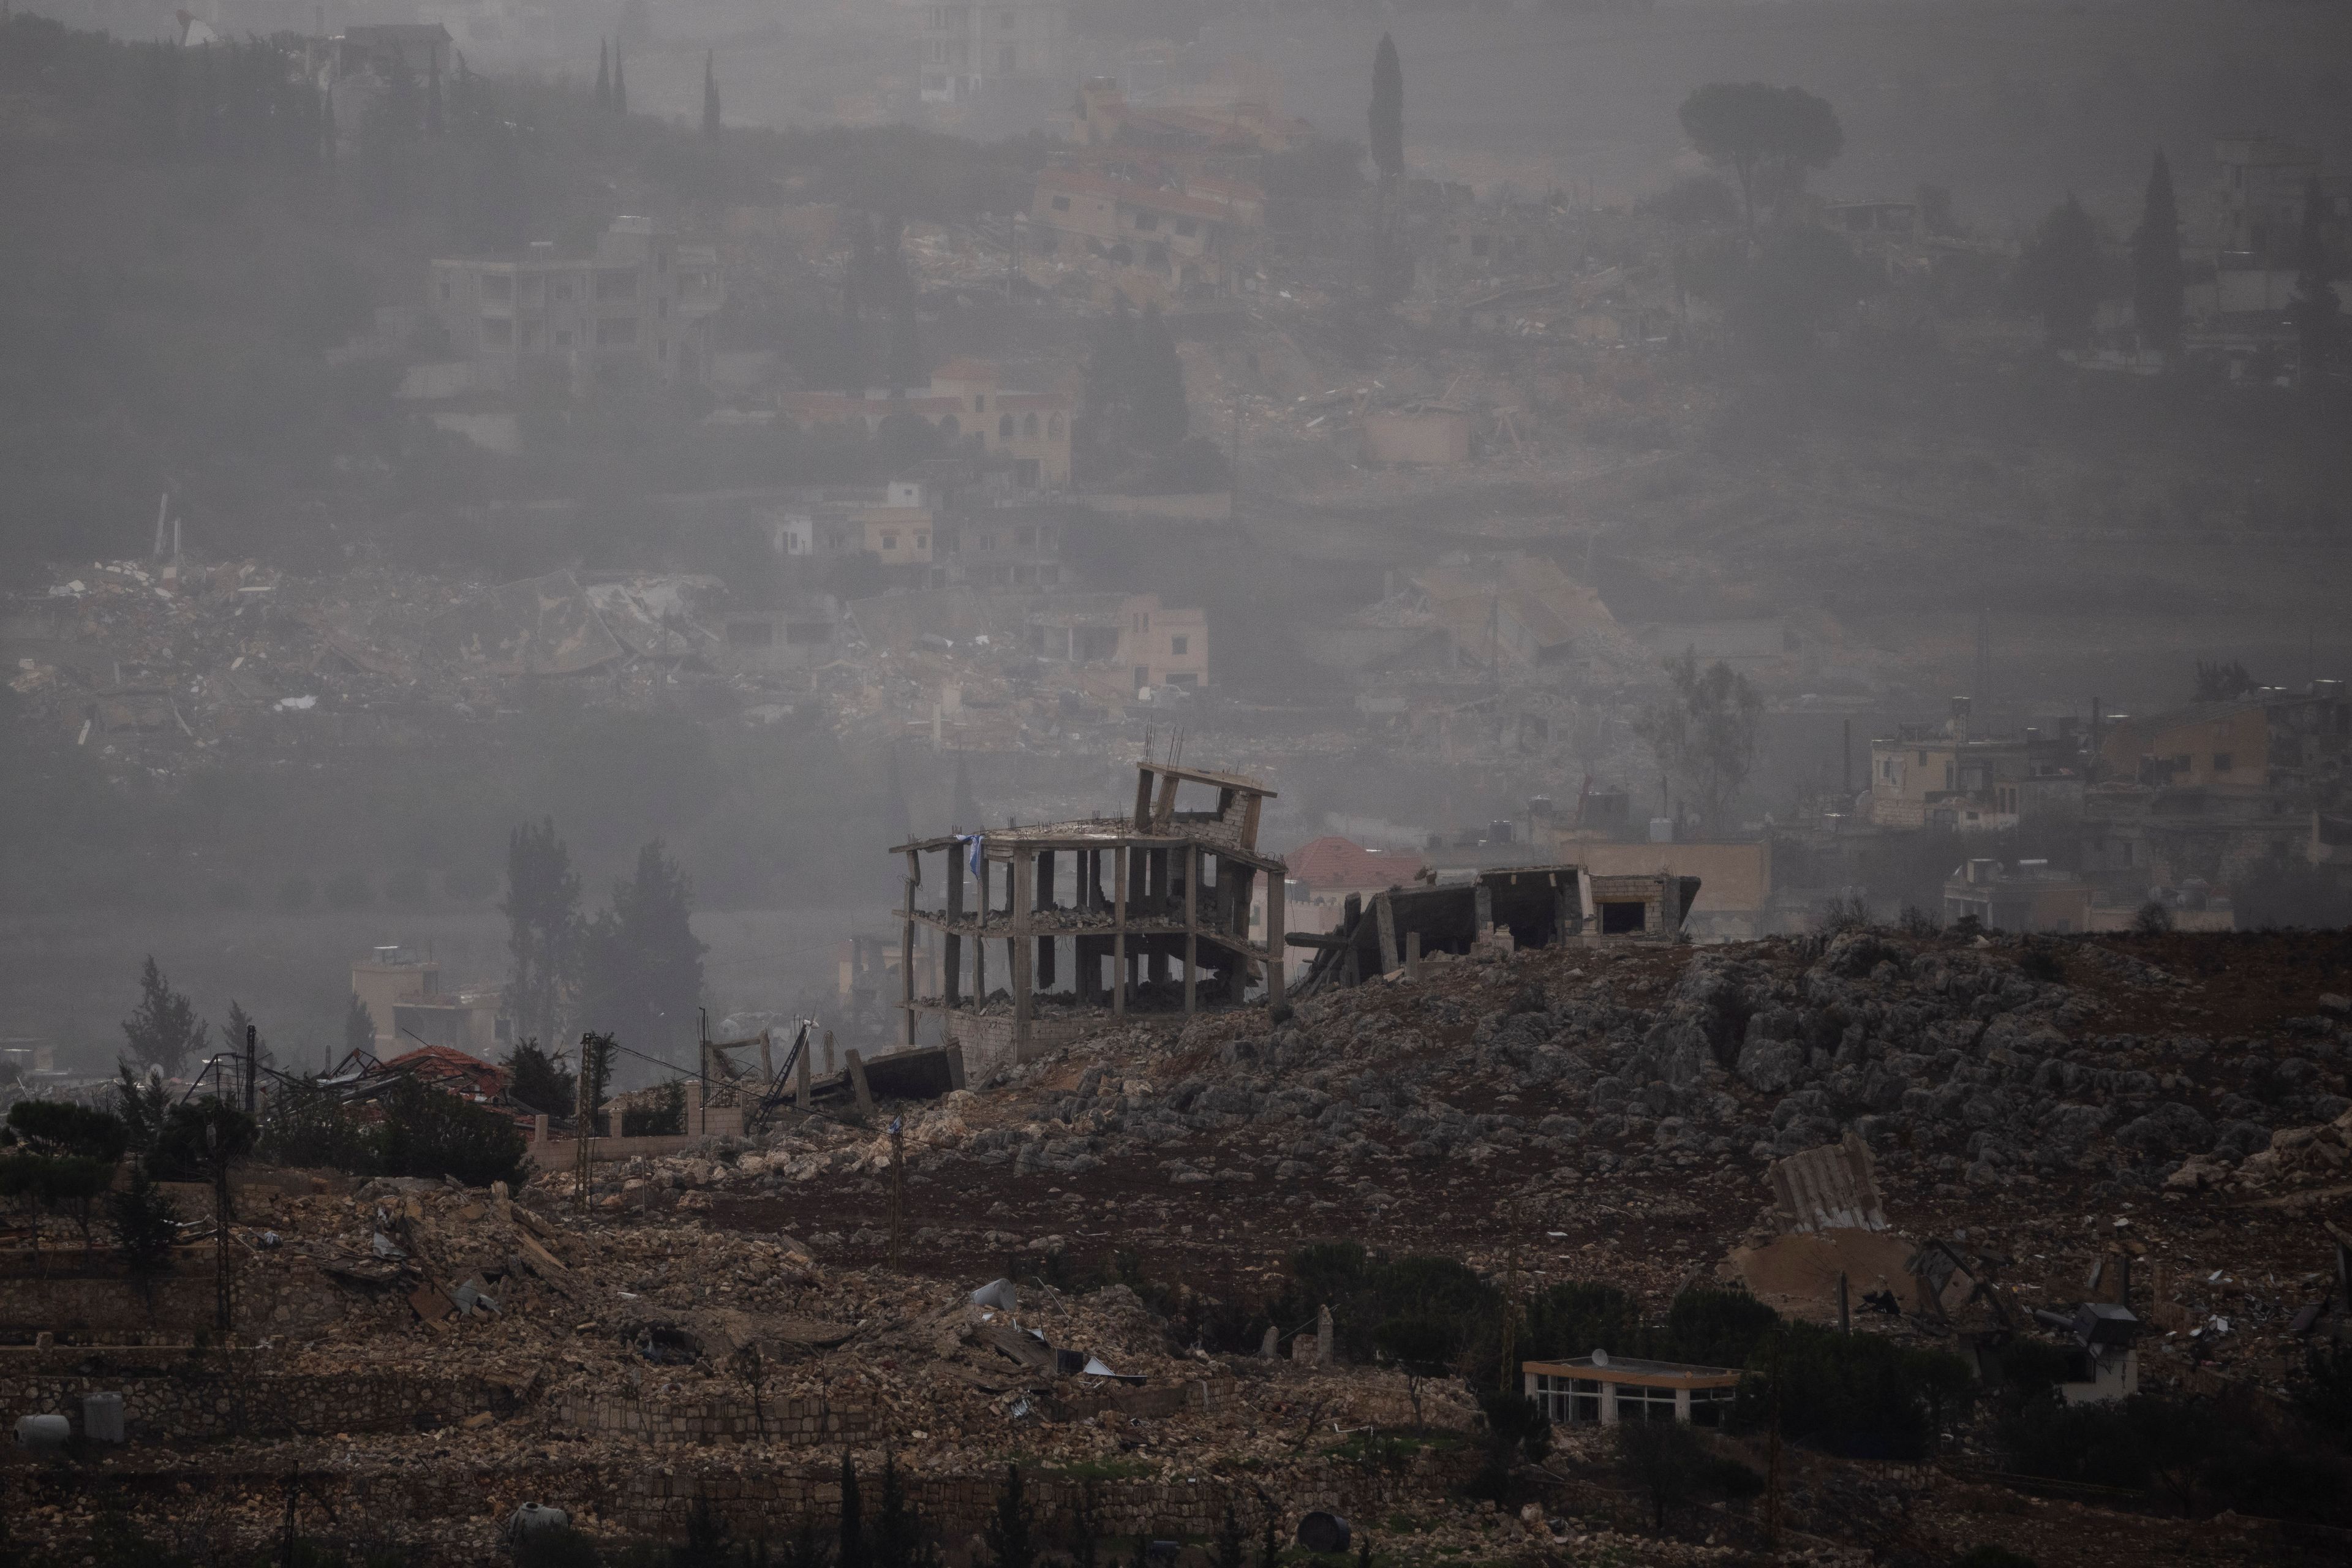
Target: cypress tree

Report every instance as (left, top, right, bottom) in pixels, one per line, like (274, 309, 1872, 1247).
(426, 57, 443, 136)
(1080, 298, 1137, 445)
(2017, 195, 2103, 350)
(577, 840, 706, 1061)
(1368, 32, 1403, 183)
(2131, 149, 2182, 355)
(838, 1452, 867, 1568)
(595, 40, 611, 113)
(979, 1466, 1035, 1568)
(614, 46, 628, 115)
(885, 299, 927, 394)
(1131, 303, 1189, 454)
(703, 50, 722, 140)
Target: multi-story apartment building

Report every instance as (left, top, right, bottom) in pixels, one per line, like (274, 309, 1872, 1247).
(428, 217, 722, 392)
(778, 358, 1072, 490)
(916, 1, 1069, 105)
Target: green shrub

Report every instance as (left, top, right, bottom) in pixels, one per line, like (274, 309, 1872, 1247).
(259, 1077, 377, 1171)
(620, 1080, 687, 1137)
(1733, 1322, 1973, 1460)
(374, 1076, 526, 1188)
(1998, 1392, 2352, 1524)
(1522, 1279, 1642, 1363)
(2295, 1341, 2352, 1446)
(1983, 1338, 2076, 1408)
(107, 1161, 181, 1283)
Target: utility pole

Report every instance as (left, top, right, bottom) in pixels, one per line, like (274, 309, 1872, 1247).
(206, 1118, 234, 1334)
(1498, 1205, 1522, 1390)
(279, 1457, 301, 1568)
(574, 1033, 595, 1217)
(1973, 606, 1991, 724)
(1229, 398, 1242, 522)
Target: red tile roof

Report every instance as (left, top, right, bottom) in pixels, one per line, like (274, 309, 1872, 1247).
(379, 1044, 507, 1101)
(1035, 167, 1261, 225)
(1284, 835, 1426, 892)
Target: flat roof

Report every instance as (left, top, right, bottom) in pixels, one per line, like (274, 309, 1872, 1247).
(1140, 761, 1275, 796)
(1524, 1354, 1743, 1385)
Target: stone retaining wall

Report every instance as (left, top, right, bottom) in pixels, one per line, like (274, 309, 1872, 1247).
(554, 1376, 1242, 1449)
(17, 1450, 1476, 1556)
(0, 1349, 513, 1441)
(0, 1261, 350, 1337)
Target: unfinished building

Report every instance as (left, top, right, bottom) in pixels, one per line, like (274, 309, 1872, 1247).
(892, 761, 1286, 1075)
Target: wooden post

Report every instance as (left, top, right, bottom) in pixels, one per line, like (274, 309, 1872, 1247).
(1265, 865, 1286, 1008)
(1113, 839, 1128, 1020)
(1183, 842, 1199, 1016)
(575, 1033, 595, 1215)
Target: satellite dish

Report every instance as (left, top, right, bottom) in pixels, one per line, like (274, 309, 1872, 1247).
(1591, 1348, 1608, 1368)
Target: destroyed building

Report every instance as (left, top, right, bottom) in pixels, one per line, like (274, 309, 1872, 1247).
(892, 758, 1287, 1073)
(428, 217, 725, 393)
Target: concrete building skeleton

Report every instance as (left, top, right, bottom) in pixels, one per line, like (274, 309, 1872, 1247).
(892, 761, 1286, 1074)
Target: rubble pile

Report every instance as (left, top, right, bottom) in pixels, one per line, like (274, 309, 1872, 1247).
(8, 933, 2347, 1566)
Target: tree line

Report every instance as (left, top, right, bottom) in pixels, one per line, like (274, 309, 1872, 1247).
(503, 816, 707, 1085)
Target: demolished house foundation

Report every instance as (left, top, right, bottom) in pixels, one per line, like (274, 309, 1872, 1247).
(1284, 866, 1702, 996)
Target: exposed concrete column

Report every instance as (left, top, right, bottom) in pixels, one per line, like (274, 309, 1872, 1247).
(1375, 892, 1400, 975)
(1036, 848, 1057, 992)
(972, 853, 989, 1003)
(1012, 849, 1035, 1056)
(902, 849, 918, 1047)
(1183, 841, 1199, 1016)
(1265, 867, 1285, 1008)
(945, 842, 965, 1007)
(1112, 839, 1128, 1020)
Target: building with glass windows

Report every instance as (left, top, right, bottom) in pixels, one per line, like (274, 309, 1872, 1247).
(1522, 1352, 1743, 1427)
